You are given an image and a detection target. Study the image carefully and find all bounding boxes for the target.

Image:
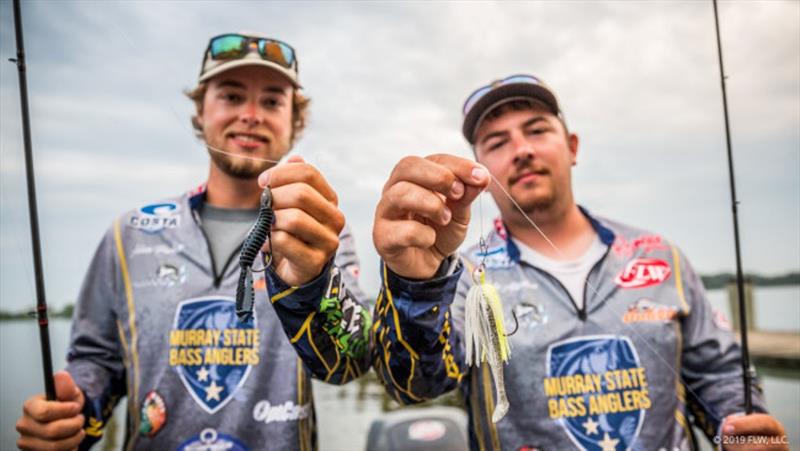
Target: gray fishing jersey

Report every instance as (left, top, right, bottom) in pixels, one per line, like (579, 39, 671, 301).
(372, 207, 767, 451)
(66, 185, 371, 450)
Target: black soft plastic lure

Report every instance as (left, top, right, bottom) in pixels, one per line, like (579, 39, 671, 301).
(235, 187, 274, 323)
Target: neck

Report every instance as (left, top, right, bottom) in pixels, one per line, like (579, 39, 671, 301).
(504, 200, 595, 261)
(205, 164, 265, 209)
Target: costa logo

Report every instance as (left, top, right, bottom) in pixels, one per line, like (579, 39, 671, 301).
(615, 258, 671, 289)
(130, 202, 180, 233)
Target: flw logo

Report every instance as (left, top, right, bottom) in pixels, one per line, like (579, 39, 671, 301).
(615, 258, 671, 289)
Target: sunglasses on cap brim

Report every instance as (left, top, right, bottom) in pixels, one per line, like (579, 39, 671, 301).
(205, 34, 298, 71)
(462, 74, 544, 115)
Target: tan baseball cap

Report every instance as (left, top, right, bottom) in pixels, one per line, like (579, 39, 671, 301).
(198, 32, 301, 88)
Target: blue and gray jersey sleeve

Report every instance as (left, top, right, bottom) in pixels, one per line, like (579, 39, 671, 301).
(676, 248, 768, 439)
(65, 227, 127, 449)
(371, 257, 467, 404)
(264, 223, 372, 384)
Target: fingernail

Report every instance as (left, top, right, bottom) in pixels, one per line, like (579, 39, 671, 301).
(442, 207, 452, 224)
(450, 180, 464, 198)
(472, 167, 488, 182)
(724, 424, 734, 434)
(258, 170, 271, 187)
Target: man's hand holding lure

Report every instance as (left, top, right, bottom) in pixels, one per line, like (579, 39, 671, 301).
(237, 155, 345, 323)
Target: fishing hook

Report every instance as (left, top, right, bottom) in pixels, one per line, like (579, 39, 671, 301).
(504, 309, 519, 337)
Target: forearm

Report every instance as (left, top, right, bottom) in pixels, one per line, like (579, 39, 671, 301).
(371, 261, 465, 403)
(267, 261, 372, 384)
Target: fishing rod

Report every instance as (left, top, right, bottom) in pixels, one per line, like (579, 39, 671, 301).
(10, 0, 56, 401)
(712, 0, 753, 414)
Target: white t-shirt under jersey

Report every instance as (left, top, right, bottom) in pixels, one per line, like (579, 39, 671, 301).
(512, 235, 607, 309)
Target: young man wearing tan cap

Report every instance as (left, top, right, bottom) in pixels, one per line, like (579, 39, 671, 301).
(16, 32, 370, 451)
(371, 75, 787, 450)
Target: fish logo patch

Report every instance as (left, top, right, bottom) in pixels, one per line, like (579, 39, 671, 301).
(544, 335, 650, 450)
(170, 297, 260, 414)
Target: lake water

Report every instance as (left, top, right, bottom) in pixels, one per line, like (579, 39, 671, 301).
(1, 287, 798, 450)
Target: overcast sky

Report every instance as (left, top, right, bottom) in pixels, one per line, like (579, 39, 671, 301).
(1, 0, 798, 311)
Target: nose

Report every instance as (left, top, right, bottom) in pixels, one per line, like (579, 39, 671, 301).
(240, 102, 262, 127)
(510, 132, 534, 166)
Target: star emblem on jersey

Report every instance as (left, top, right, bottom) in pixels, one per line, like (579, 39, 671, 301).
(599, 432, 620, 451)
(170, 297, 261, 414)
(205, 381, 223, 402)
(582, 417, 599, 435)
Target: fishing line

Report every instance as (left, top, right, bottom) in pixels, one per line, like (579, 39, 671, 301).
(205, 143, 282, 165)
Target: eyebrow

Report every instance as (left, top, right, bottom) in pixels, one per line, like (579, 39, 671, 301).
(263, 86, 288, 95)
(216, 80, 289, 95)
(217, 80, 246, 89)
(520, 116, 547, 129)
(478, 115, 547, 145)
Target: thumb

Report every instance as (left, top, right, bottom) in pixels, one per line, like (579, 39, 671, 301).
(54, 371, 83, 407)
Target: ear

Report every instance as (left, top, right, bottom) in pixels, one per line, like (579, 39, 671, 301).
(195, 107, 205, 129)
(568, 133, 579, 166)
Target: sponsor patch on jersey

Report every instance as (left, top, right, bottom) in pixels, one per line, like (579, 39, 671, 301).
(612, 234, 668, 257)
(712, 308, 733, 331)
(493, 217, 509, 240)
(177, 428, 248, 451)
(139, 390, 166, 437)
(133, 263, 186, 289)
(130, 202, 181, 233)
(622, 298, 679, 323)
(252, 399, 310, 425)
(514, 302, 548, 330)
(130, 243, 185, 258)
(473, 245, 513, 269)
(170, 297, 260, 414)
(615, 258, 671, 289)
(544, 335, 650, 451)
